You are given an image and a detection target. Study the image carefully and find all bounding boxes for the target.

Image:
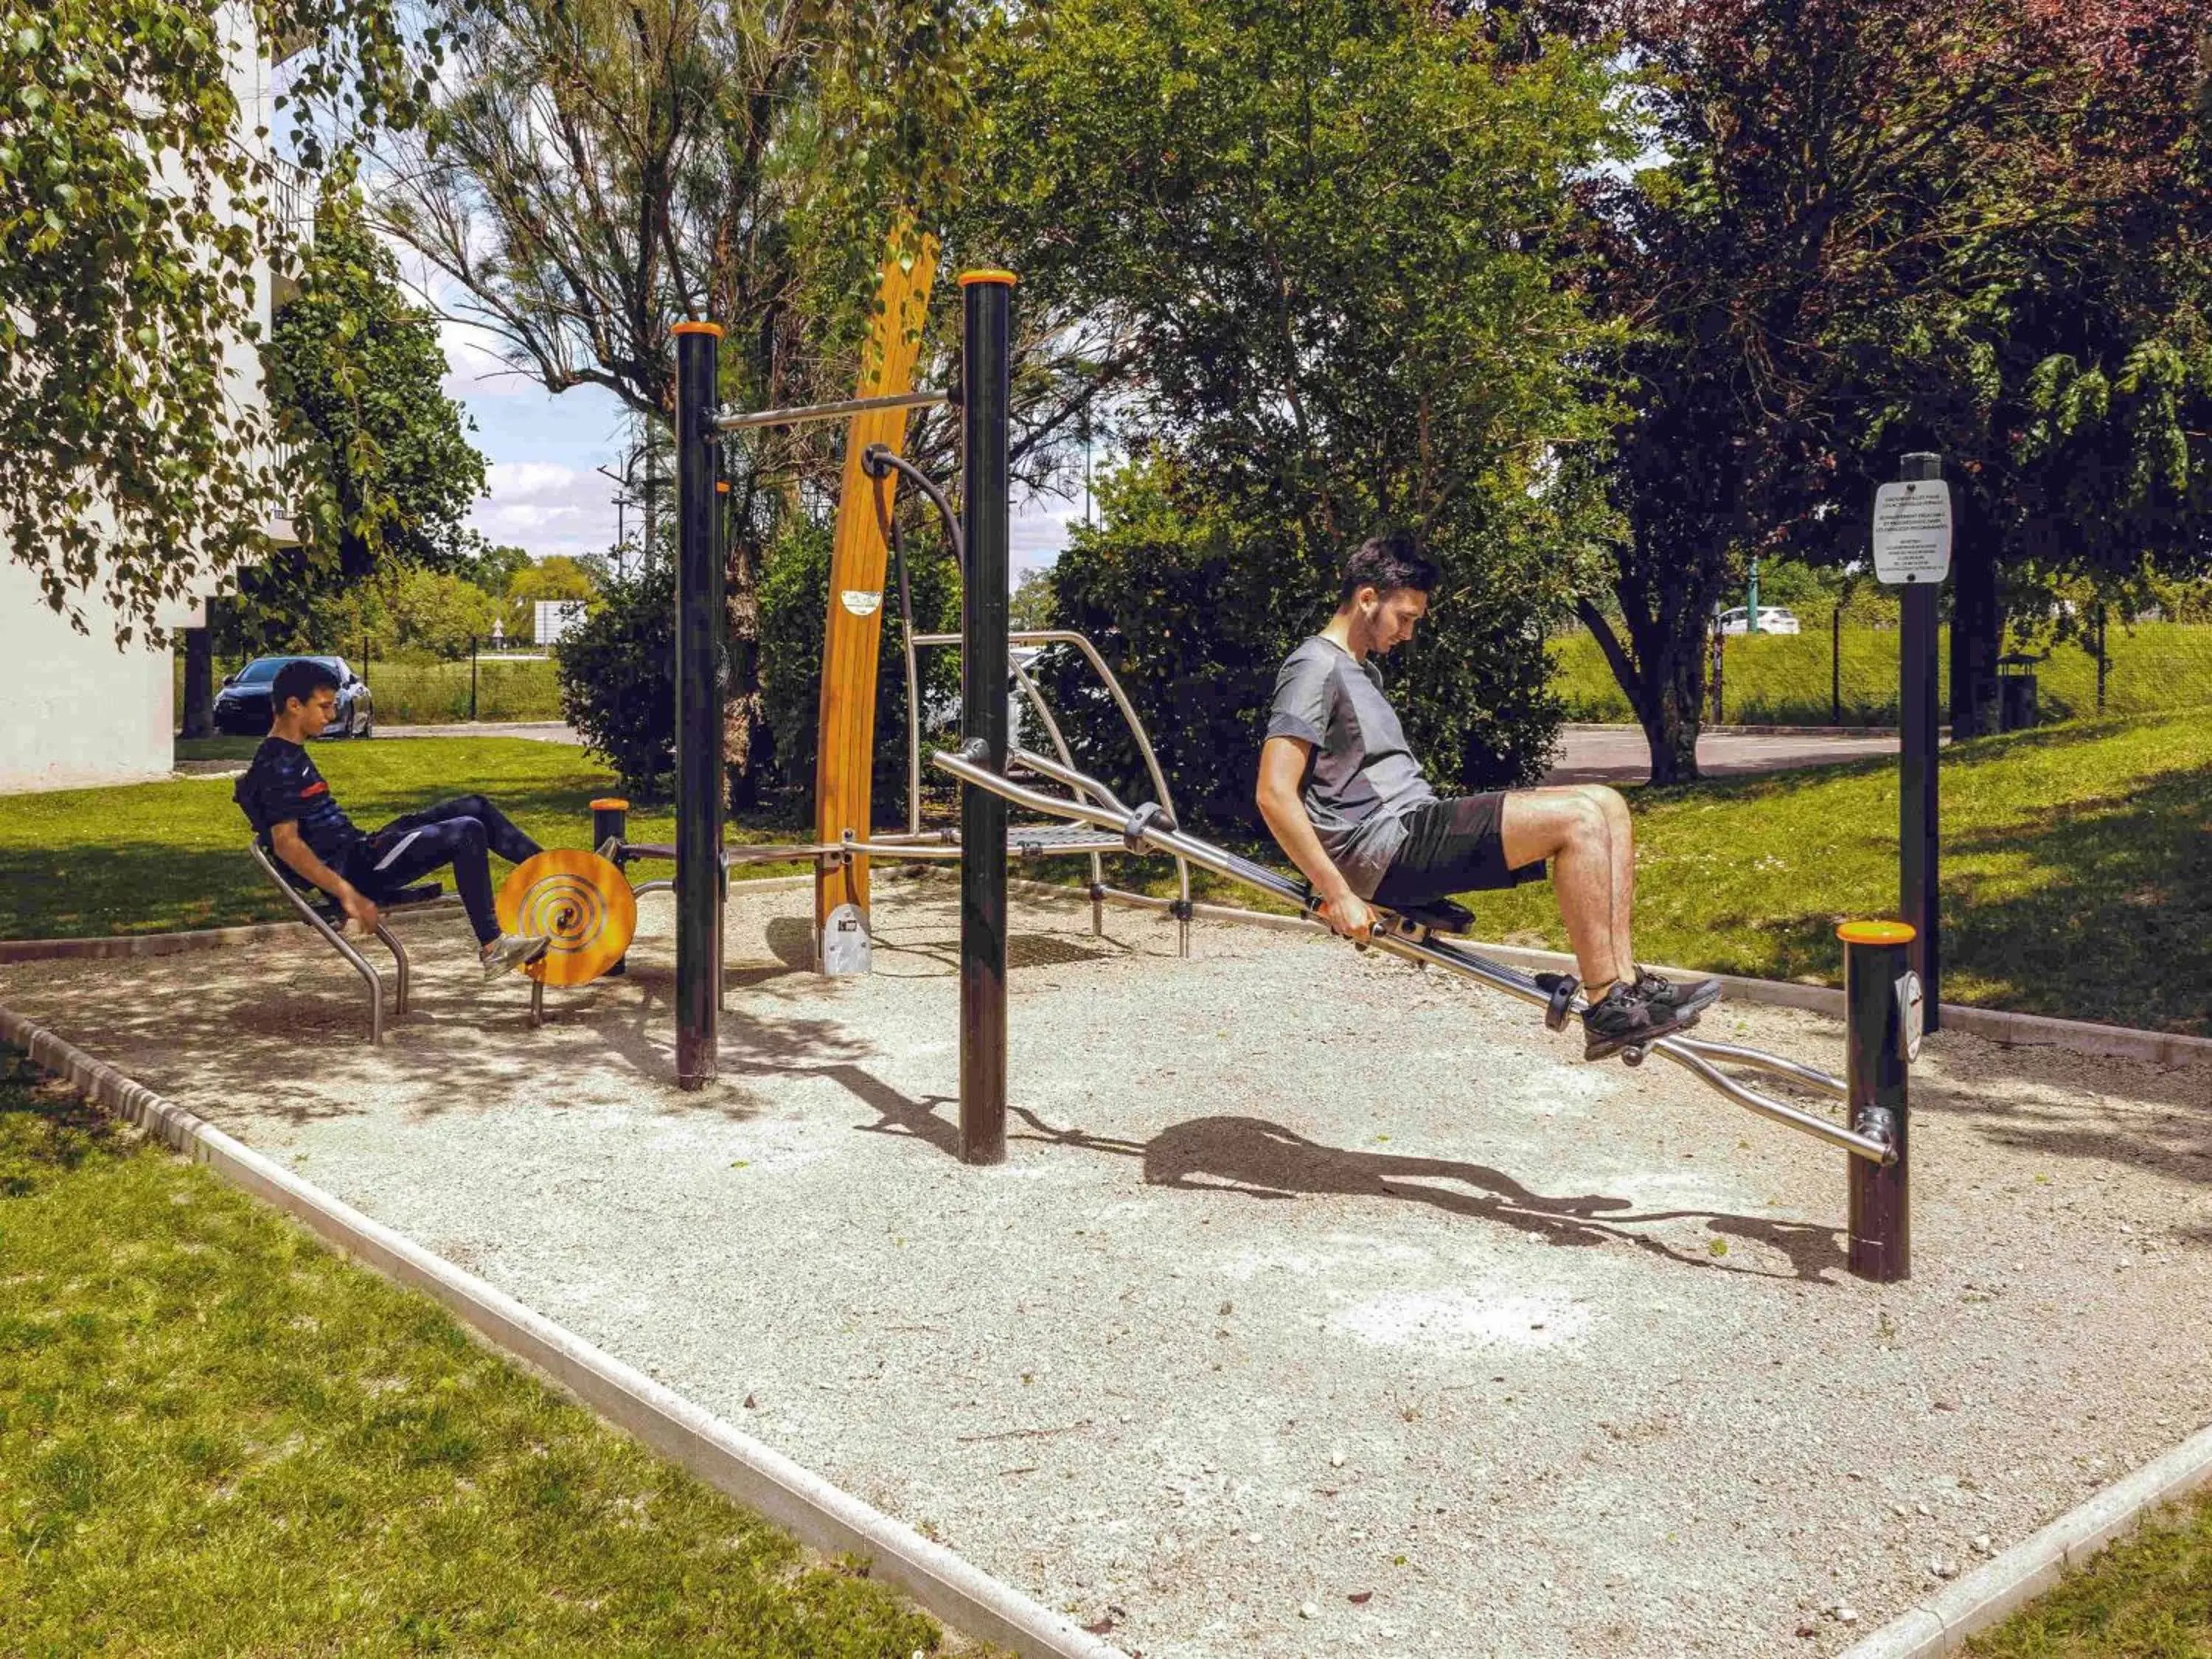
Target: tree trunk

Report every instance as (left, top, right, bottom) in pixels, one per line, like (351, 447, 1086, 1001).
(1578, 596, 1706, 785)
(1947, 513, 2003, 740)
(180, 621, 215, 739)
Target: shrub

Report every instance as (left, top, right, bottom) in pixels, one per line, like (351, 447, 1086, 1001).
(554, 557, 678, 798)
(758, 521, 962, 816)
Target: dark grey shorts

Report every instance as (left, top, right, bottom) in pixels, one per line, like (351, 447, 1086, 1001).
(1372, 794, 1547, 909)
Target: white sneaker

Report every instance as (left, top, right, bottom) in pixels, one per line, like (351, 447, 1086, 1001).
(481, 933, 551, 981)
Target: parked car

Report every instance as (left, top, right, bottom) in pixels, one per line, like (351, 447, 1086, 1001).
(1715, 605, 1803, 636)
(212, 655, 375, 738)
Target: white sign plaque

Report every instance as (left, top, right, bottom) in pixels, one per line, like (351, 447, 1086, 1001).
(1871, 480, 1952, 584)
(1896, 970, 1926, 1063)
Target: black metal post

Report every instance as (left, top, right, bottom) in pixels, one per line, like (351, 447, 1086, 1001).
(469, 636, 479, 722)
(673, 321, 724, 1089)
(593, 796, 630, 978)
(1841, 920, 1914, 1281)
(1897, 452, 1942, 1030)
(959, 271, 1015, 1165)
(1831, 604, 1843, 726)
(2095, 602, 2109, 713)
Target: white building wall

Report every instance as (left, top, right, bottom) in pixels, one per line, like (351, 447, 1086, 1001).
(0, 1, 282, 794)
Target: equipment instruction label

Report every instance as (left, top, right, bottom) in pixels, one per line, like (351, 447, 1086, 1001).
(1872, 480, 1952, 583)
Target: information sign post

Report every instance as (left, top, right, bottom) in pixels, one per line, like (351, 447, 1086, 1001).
(1874, 453, 1950, 1031)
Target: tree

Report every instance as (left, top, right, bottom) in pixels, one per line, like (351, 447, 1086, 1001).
(184, 185, 487, 725)
(3, 0, 445, 640)
(375, 0, 982, 805)
(1009, 567, 1056, 633)
(1577, 0, 2212, 772)
(501, 554, 600, 640)
(458, 540, 532, 600)
(973, 0, 1627, 824)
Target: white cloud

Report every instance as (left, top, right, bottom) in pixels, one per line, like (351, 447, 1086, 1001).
(468, 459, 619, 561)
(438, 314, 541, 400)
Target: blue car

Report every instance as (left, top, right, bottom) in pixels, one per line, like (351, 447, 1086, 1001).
(212, 655, 375, 739)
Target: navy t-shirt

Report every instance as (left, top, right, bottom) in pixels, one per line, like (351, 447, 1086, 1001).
(234, 737, 364, 866)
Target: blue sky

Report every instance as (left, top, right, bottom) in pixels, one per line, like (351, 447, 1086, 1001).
(437, 316, 1084, 580)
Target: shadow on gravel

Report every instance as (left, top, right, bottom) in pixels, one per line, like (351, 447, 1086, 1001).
(946, 1104, 1849, 1283)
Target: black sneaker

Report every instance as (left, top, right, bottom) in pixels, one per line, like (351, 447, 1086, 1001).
(1580, 978, 1708, 1062)
(1630, 967, 1722, 1026)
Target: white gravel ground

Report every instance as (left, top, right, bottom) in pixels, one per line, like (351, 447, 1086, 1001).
(4, 874, 2209, 1658)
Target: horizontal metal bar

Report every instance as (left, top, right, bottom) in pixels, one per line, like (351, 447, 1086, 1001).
(716, 390, 947, 432)
(619, 841, 842, 865)
(930, 745, 1893, 1166)
(844, 840, 966, 861)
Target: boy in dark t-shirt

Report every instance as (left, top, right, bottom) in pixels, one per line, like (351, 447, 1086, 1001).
(1256, 532, 1721, 1062)
(234, 658, 550, 980)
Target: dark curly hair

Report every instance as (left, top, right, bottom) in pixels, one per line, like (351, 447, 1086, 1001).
(1338, 529, 1439, 604)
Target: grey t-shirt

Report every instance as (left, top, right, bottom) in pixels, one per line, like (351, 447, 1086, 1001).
(1266, 635, 1436, 898)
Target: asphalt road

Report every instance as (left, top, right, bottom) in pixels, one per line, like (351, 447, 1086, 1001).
(1543, 723, 1901, 785)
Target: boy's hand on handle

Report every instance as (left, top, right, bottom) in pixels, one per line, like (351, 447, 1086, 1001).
(339, 886, 380, 933)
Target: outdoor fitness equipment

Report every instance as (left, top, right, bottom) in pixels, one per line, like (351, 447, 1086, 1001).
(671, 266, 1917, 1282)
(901, 266, 1920, 1281)
(661, 262, 1189, 1077)
(932, 728, 1920, 1283)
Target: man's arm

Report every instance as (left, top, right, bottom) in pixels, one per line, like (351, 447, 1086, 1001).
(269, 821, 379, 931)
(1255, 736, 1375, 939)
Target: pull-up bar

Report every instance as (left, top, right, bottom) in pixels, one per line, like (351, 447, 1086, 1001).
(715, 389, 950, 432)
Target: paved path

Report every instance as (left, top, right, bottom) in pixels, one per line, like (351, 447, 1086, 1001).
(1545, 723, 1900, 785)
(379, 720, 581, 744)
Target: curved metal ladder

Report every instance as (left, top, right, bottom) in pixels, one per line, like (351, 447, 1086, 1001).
(865, 449, 1196, 955)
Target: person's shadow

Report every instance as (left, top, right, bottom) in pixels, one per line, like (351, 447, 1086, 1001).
(827, 1066, 1850, 1280)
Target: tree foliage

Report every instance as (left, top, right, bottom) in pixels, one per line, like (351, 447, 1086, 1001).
(375, 0, 985, 801)
(973, 0, 1627, 824)
(1, 0, 447, 641)
(554, 554, 678, 796)
(1578, 0, 2212, 770)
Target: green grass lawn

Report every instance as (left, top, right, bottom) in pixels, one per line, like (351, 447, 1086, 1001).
(0, 1047, 981, 1658)
(1550, 622, 2212, 726)
(1965, 1492, 2212, 1656)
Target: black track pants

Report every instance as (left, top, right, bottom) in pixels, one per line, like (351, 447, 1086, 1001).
(348, 795, 543, 945)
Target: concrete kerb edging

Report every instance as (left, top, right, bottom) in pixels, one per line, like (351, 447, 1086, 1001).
(991, 874, 2211, 1071)
(0, 1003, 1130, 1659)
(1836, 1421, 2212, 1658)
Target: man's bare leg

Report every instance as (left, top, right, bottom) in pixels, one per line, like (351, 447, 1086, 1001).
(1500, 786, 1636, 993)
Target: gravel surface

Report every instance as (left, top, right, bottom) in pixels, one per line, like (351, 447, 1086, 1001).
(4, 875, 2208, 1658)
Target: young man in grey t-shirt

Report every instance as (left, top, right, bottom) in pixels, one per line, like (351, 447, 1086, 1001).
(1255, 531, 1719, 1060)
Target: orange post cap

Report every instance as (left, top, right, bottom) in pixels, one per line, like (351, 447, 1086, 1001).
(671, 320, 723, 338)
(957, 268, 1019, 287)
(590, 797, 630, 811)
(1836, 919, 1917, 946)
